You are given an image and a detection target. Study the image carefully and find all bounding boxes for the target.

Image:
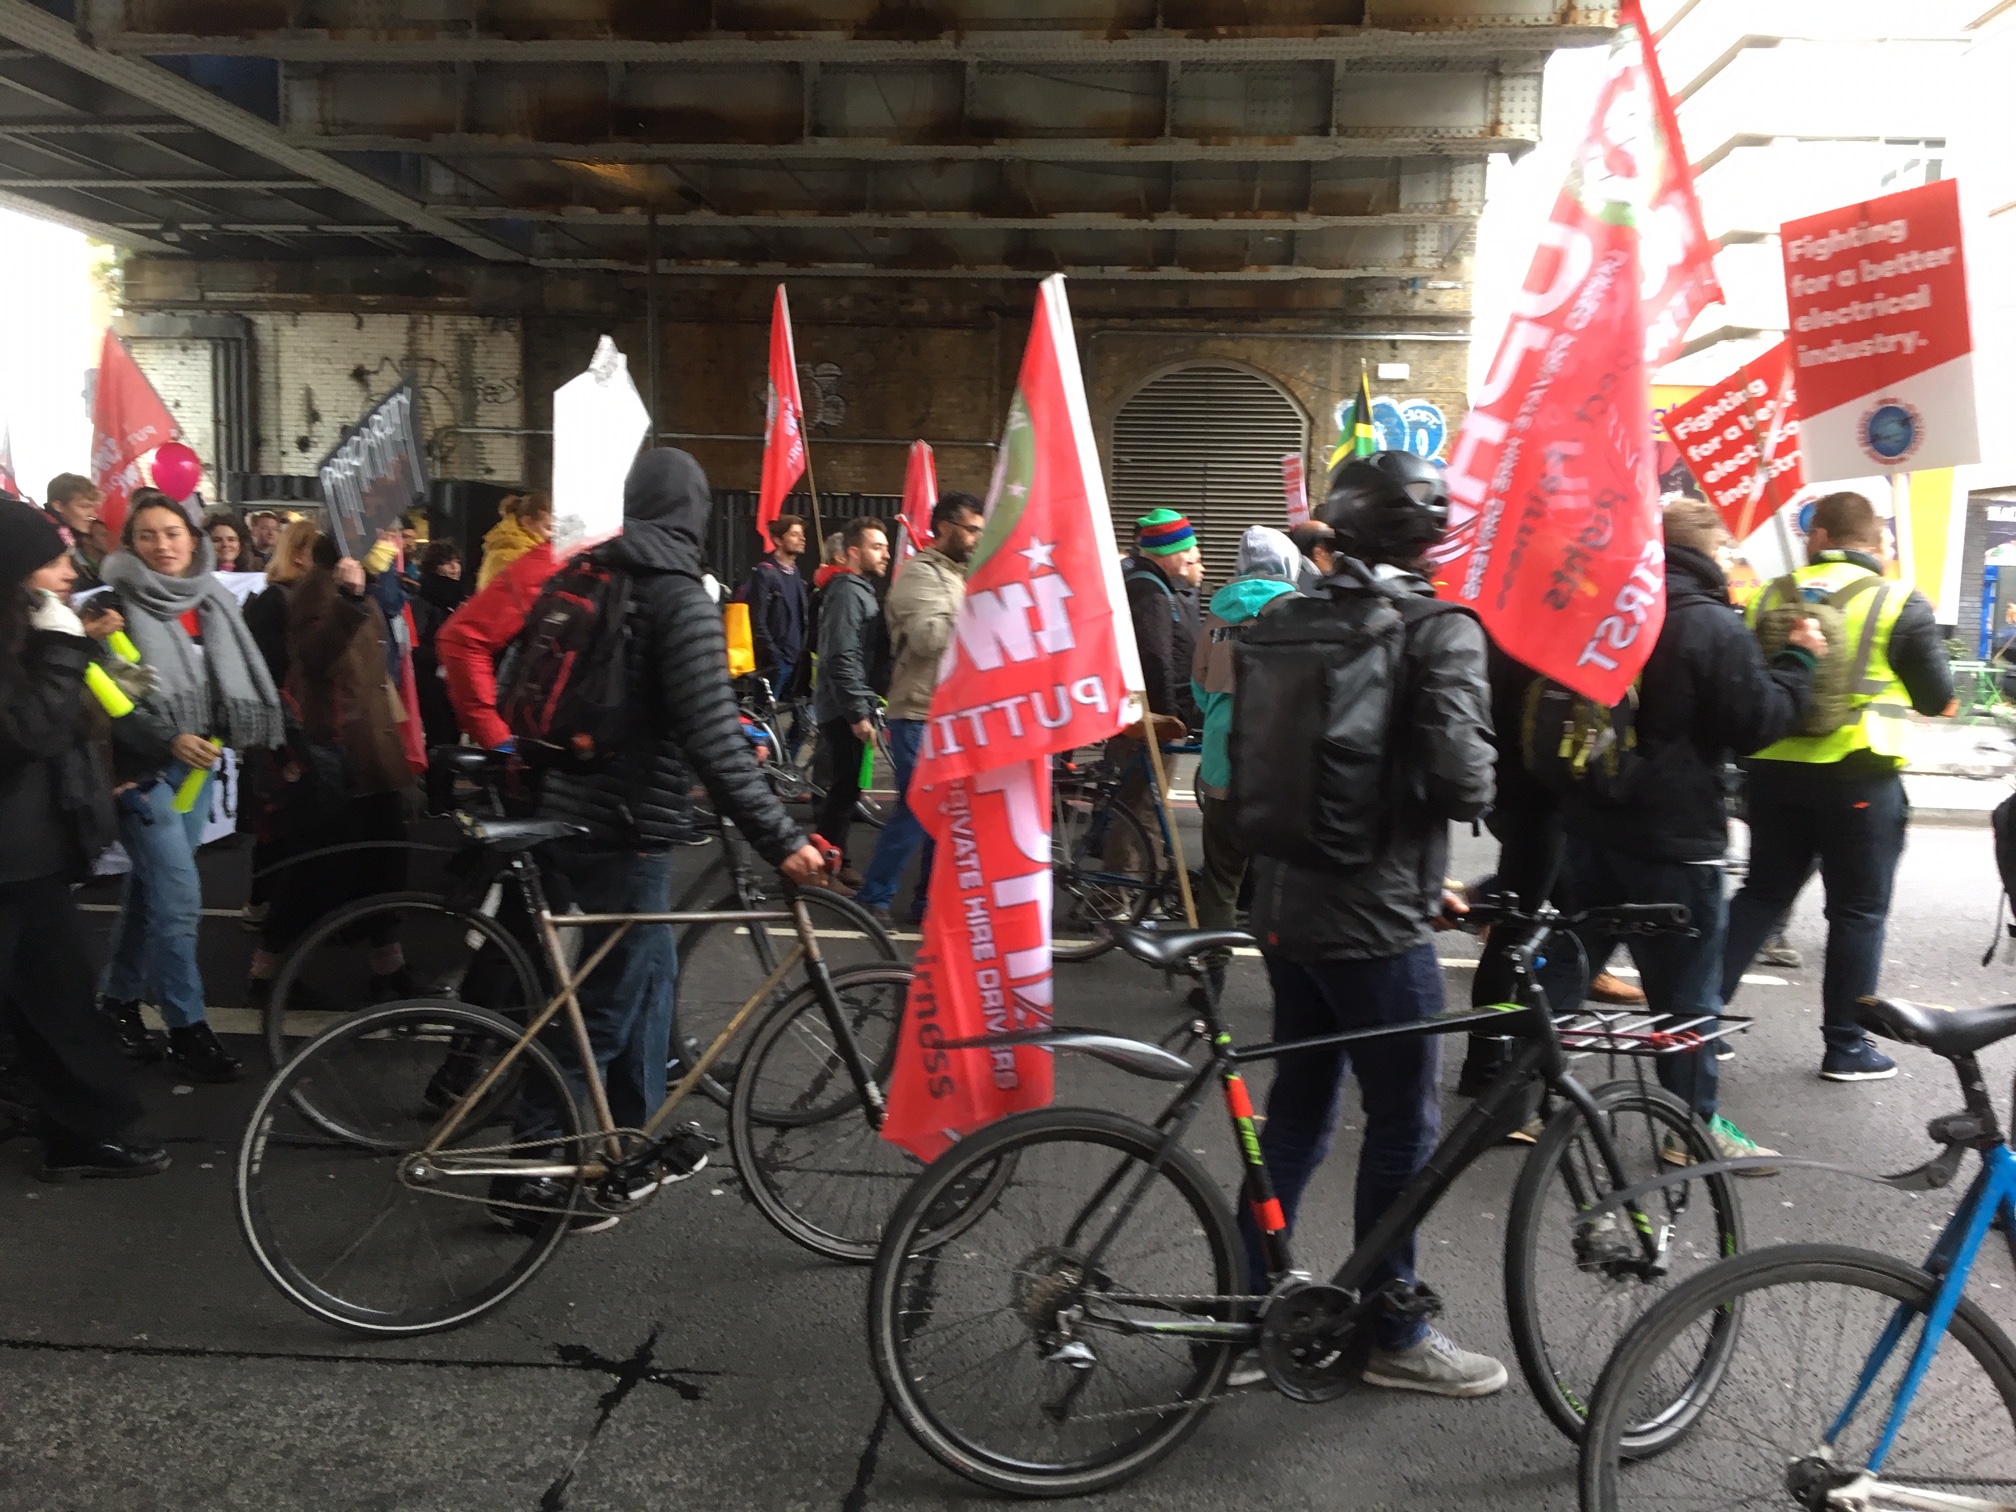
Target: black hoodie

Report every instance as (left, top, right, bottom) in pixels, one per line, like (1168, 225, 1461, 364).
(537, 450, 806, 859)
(1561, 543, 1815, 864)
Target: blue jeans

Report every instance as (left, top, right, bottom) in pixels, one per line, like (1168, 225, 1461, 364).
(1565, 837, 1726, 1122)
(515, 847, 677, 1141)
(1722, 768, 1907, 1053)
(855, 718, 935, 915)
(100, 768, 213, 1029)
(1239, 945, 1445, 1350)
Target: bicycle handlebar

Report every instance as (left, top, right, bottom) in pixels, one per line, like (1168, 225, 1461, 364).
(1463, 900, 1694, 937)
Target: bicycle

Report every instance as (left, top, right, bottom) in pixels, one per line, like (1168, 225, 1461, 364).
(238, 819, 946, 1335)
(739, 675, 893, 827)
(259, 749, 900, 1105)
(1579, 993, 2016, 1511)
(1051, 736, 1198, 962)
(866, 901, 1748, 1496)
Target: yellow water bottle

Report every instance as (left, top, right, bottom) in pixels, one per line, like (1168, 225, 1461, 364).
(172, 740, 221, 813)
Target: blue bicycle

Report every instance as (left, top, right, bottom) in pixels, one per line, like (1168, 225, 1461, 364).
(1580, 995, 2016, 1510)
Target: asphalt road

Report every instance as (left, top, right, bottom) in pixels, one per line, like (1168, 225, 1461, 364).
(4, 814, 2015, 1511)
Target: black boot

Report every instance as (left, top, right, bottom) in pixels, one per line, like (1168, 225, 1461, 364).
(100, 997, 162, 1063)
(38, 1129, 170, 1182)
(164, 1023, 244, 1083)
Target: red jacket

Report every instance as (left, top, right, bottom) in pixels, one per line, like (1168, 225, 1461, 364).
(435, 542, 556, 749)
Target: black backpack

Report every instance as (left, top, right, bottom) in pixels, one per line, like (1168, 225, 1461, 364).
(1227, 570, 1466, 872)
(1519, 677, 1646, 805)
(497, 551, 634, 770)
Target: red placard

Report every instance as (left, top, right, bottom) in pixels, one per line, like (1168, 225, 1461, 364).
(1282, 451, 1309, 524)
(1662, 342, 1803, 540)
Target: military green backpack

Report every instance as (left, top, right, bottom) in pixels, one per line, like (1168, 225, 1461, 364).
(1751, 573, 1891, 737)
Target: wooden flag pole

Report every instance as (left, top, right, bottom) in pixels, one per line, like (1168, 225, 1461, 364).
(802, 427, 827, 551)
(1134, 699, 1199, 929)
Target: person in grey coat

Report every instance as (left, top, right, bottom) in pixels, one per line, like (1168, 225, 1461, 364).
(1238, 452, 1505, 1400)
(810, 515, 891, 877)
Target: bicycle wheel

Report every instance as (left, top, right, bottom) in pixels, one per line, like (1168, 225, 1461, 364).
(868, 1108, 1245, 1498)
(675, 887, 899, 1108)
(1506, 1079, 1743, 1450)
(729, 965, 919, 1262)
(1581, 1243, 2016, 1509)
(237, 1000, 585, 1336)
(1052, 787, 1155, 963)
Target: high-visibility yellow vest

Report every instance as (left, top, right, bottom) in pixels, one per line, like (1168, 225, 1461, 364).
(1744, 556, 1911, 766)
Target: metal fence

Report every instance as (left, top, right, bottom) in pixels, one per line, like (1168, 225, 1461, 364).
(706, 490, 904, 589)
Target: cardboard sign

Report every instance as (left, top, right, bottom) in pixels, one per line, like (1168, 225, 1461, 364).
(1781, 178, 1978, 477)
(319, 382, 429, 560)
(550, 336, 648, 557)
(1662, 341, 1804, 539)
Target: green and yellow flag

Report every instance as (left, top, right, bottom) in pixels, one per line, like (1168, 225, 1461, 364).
(1330, 365, 1377, 467)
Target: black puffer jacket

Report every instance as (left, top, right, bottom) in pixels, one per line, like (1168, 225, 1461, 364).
(538, 451, 807, 861)
(1561, 544, 1814, 864)
(1248, 562, 1496, 962)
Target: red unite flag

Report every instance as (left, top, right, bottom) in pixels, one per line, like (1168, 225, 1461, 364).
(879, 275, 1143, 1160)
(756, 285, 807, 541)
(896, 439, 937, 565)
(1662, 341, 1804, 542)
(91, 330, 180, 537)
(1435, 0, 1721, 705)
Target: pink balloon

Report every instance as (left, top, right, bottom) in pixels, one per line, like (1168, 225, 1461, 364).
(151, 441, 202, 502)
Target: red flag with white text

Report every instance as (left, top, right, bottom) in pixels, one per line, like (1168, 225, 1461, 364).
(880, 275, 1142, 1160)
(1434, 0, 1720, 705)
(896, 439, 937, 564)
(91, 330, 180, 537)
(756, 285, 807, 540)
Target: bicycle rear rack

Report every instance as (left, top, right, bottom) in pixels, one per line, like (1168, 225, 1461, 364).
(1551, 1007, 1753, 1058)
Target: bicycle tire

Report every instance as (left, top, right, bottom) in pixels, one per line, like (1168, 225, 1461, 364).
(1580, 1243, 2016, 1509)
(1504, 1079, 1743, 1451)
(868, 1107, 1244, 1498)
(237, 999, 584, 1336)
(1052, 790, 1157, 963)
(674, 887, 900, 1109)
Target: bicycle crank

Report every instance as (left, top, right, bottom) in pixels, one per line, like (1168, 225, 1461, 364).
(1257, 1281, 1361, 1403)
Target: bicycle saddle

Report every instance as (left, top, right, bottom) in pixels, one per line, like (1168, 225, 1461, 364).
(465, 816, 586, 853)
(1107, 922, 1256, 975)
(1857, 996, 2016, 1059)
(433, 747, 503, 777)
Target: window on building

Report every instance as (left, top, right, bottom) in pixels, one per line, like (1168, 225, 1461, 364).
(1108, 361, 1309, 586)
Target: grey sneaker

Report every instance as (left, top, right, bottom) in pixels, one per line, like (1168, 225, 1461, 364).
(1361, 1327, 1508, 1397)
(1225, 1350, 1268, 1389)
(1660, 1115, 1780, 1177)
(1757, 934, 1801, 969)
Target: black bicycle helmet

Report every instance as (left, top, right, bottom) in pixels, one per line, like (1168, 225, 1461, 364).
(1318, 450, 1449, 563)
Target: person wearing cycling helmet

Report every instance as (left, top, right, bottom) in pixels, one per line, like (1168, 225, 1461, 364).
(1237, 450, 1504, 1398)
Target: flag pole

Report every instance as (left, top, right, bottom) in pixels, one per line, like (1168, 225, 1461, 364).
(802, 429, 826, 551)
(1134, 703, 1199, 928)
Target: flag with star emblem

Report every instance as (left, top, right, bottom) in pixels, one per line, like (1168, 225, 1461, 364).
(880, 274, 1141, 1159)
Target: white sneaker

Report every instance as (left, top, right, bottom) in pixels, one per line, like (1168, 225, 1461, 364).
(1225, 1350, 1269, 1389)
(1361, 1328, 1508, 1397)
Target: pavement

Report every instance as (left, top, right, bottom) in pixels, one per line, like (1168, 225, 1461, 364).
(5, 810, 2016, 1511)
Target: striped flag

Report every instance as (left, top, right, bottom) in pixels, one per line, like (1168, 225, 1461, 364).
(1330, 364, 1377, 467)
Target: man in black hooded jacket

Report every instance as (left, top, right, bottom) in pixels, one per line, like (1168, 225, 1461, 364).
(509, 450, 825, 1223)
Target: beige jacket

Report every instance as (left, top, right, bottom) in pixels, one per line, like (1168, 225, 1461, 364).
(882, 547, 967, 720)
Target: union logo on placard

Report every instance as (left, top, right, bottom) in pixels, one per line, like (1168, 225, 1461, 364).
(1858, 398, 1923, 466)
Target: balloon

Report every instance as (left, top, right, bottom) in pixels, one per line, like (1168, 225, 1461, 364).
(150, 441, 202, 502)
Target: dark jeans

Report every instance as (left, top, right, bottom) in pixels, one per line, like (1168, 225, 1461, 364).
(0, 876, 142, 1140)
(1565, 838, 1726, 1122)
(1195, 794, 1246, 933)
(515, 847, 676, 1143)
(816, 717, 866, 853)
(1239, 945, 1444, 1350)
(1722, 768, 1907, 1053)
(856, 717, 935, 914)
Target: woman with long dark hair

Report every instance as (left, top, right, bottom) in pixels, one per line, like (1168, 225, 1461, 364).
(97, 488, 283, 1082)
(0, 499, 170, 1177)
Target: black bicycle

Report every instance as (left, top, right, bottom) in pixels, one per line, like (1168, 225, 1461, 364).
(866, 902, 1747, 1496)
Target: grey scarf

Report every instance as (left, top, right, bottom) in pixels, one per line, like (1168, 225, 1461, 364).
(100, 537, 283, 752)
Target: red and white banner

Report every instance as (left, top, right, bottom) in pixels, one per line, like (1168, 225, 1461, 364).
(1435, 0, 1720, 706)
(0, 425, 21, 499)
(1662, 341, 1803, 540)
(756, 285, 808, 539)
(91, 330, 179, 537)
(896, 438, 937, 564)
(1781, 178, 1977, 478)
(1282, 452, 1310, 525)
(881, 274, 1141, 1160)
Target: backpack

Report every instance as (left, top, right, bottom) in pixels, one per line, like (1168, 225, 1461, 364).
(1227, 572, 1465, 872)
(1751, 572, 1890, 737)
(496, 551, 633, 770)
(1520, 677, 1646, 805)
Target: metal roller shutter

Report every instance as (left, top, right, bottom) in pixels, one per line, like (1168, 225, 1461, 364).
(1108, 363, 1309, 588)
